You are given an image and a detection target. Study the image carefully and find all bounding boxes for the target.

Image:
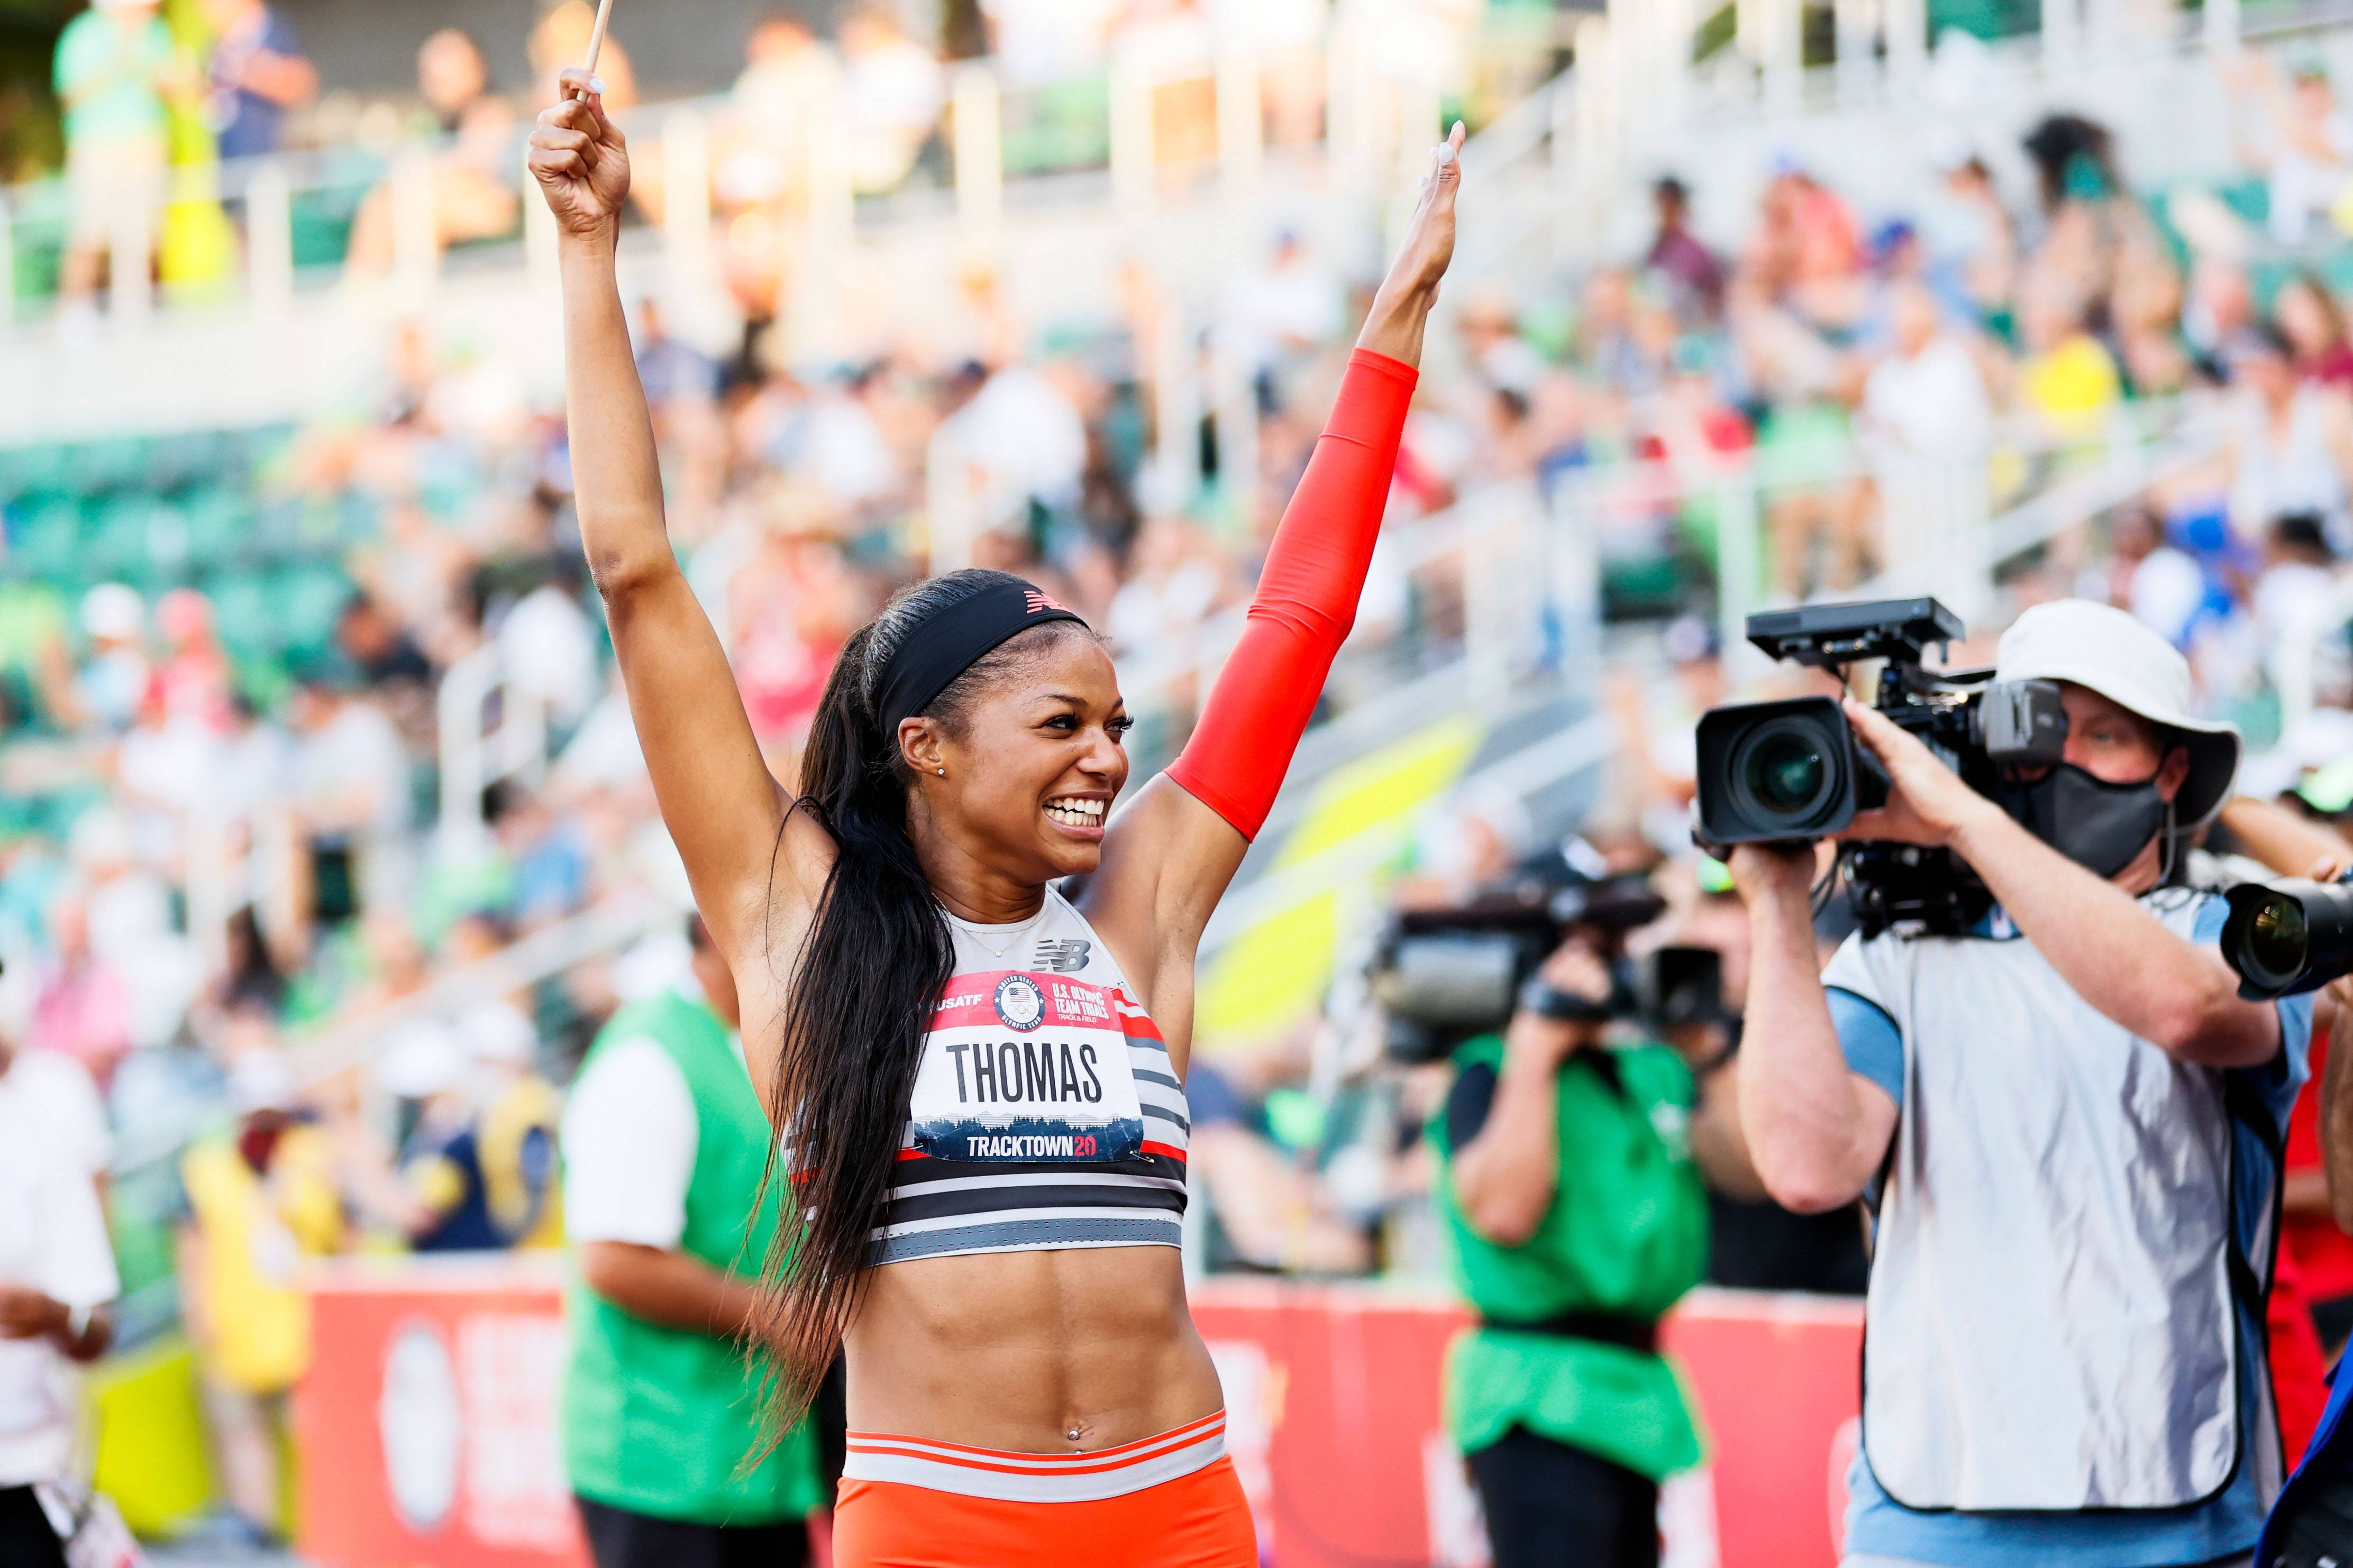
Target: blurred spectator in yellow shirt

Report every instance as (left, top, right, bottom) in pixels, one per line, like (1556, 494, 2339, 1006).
(177, 1034, 343, 1546)
(2015, 276, 2121, 444)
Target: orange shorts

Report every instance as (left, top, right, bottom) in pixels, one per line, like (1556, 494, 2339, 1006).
(833, 1412, 1256, 1568)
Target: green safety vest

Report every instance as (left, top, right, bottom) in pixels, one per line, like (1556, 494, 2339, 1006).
(1427, 1033, 1710, 1480)
(562, 992, 826, 1525)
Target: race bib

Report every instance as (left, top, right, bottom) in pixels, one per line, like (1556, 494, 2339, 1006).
(907, 970, 1144, 1163)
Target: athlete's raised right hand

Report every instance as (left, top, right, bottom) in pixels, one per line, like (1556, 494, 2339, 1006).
(529, 69, 630, 242)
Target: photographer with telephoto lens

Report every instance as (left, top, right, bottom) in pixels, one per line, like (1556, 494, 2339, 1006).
(1416, 853, 1746, 1568)
(1727, 599, 2312, 1568)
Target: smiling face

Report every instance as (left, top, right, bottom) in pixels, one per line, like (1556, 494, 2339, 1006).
(898, 626, 1132, 886)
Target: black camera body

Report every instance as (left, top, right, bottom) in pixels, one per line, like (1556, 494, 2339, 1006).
(1370, 851, 1684, 1065)
(1695, 598, 2068, 938)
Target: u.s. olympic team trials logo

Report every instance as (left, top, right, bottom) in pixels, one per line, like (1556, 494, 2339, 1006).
(993, 973, 1047, 1032)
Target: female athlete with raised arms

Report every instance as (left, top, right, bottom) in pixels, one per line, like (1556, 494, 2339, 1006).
(528, 76, 1463, 1563)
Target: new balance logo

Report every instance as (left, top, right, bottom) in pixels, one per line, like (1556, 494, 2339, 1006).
(1033, 939, 1092, 973)
(1025, 591, 1068, 615)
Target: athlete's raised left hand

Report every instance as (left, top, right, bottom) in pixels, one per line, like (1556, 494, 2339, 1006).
(1358, 120, 1466, 366)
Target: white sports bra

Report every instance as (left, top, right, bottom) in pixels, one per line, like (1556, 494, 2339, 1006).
(870, 889, 1191, 1266)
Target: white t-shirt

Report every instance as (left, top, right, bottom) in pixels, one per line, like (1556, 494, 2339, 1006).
(561, 1037, 699, 1250)
(0, 1051, 118, 1487)
(1862, 334, 1993, 460)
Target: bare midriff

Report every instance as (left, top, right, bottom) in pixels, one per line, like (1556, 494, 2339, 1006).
(842, 1244, 1223, 1452)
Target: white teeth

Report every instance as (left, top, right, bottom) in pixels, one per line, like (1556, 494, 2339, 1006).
(1044, 800, 1104, 827)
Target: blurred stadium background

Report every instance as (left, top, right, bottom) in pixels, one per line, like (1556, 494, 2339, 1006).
(8, 0, 2353, 1558)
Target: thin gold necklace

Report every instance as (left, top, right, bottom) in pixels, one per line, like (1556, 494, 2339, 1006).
(960, 902, 1048, 961)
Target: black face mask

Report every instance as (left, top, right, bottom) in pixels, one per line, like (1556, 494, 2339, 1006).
(2000, 764, 2169, 879)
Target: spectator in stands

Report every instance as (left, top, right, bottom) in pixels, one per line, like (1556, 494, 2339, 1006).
(1925, 144, 2016, 318)
(287, 668, 409, 925)
(334, 592, 433, 690)
(562, 918, 827, 1567)
(151, 586, 232, 731)
(1743, 155, 1865, 329)
(720, 12, 837, 218)
(2186, 256, 2260, 368)
(54, 0, 186, 311)
(415, 27, 491, 134)
(2112, 254, 2197, 399)
(2100, 500, 2208, 648)
(378, 1020, 508, 1251)
(0, 961, 115, 1568)
(2013, 276, 2122, 445)
(68, 583, 146, 735)
(495, 556, 600, 731)
(1646, 176, 1723, 323)
(2224, 324, 2353, 554)
(178, 1041, 342, 1547)
(199, 0, 314, 161)
(1184, 1050, 1373, 1274)
(837, 2, 943, 195)
(27, 895, 131, 1089)
(1222, 228, 1345, 388)
(2277, 271, 2353, 388)
(1859, 280, 1994, 577)
(2228, 51, 2353, 247)
(346, 30, 519, 273)
(530, 0, 636, 111)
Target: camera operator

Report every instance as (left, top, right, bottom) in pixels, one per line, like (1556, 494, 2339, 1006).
(1429, 918, 1743, 1568)
(1730, 600, 2312, 1567)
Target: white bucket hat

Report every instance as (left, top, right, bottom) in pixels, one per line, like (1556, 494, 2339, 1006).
(1994, 599, 2241, 826)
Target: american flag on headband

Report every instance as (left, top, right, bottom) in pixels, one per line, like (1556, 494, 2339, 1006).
(1025, 590, 1068, 614)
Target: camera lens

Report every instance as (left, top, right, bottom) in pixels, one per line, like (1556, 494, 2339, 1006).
(2246, 895, 2310, 985)
(1695, 693, 1867, 846)
(1727, 717, 1838, 828)
(1747, 732, 1827, 811)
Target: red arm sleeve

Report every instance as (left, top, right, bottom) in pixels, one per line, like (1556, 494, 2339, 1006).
(1163, 347, 1417, 840)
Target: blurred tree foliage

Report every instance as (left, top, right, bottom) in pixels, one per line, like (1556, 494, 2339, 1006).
(0, 0, 71, 180)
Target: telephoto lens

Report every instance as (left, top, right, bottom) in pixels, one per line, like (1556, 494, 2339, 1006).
(1694, 695, 1886, 845)
(2220, 879, 2353, 1000)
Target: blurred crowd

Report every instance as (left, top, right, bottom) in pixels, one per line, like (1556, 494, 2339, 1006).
(24, 20, 2353, 1541)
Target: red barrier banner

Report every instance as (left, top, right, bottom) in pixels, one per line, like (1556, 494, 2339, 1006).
(295, 1265, 1863, 1568)
(295, 1257, 588, 1568)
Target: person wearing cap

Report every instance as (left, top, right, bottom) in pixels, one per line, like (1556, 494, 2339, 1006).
(561, 916, 825, 1568)
(1729, 598, 2311, 1567)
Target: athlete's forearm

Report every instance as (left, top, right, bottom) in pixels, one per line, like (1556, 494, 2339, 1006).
(1163, 349, 1415, 839)
(1949, 805, 2276, 1067)
(1355, 279, 1439, 370)
(558, 233, 673, 601)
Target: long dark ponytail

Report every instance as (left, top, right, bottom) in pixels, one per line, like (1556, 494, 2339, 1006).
(750, 567, 1087, 1421)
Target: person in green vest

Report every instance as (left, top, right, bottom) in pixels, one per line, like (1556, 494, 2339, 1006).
(1427, 931, 1721, 1568)
(561, 915, 825, 1568)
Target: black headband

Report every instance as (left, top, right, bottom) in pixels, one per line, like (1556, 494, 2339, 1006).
(876, 579, 1088, 733)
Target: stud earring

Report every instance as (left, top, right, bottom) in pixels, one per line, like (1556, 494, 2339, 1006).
(935, 767, 945, 776)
